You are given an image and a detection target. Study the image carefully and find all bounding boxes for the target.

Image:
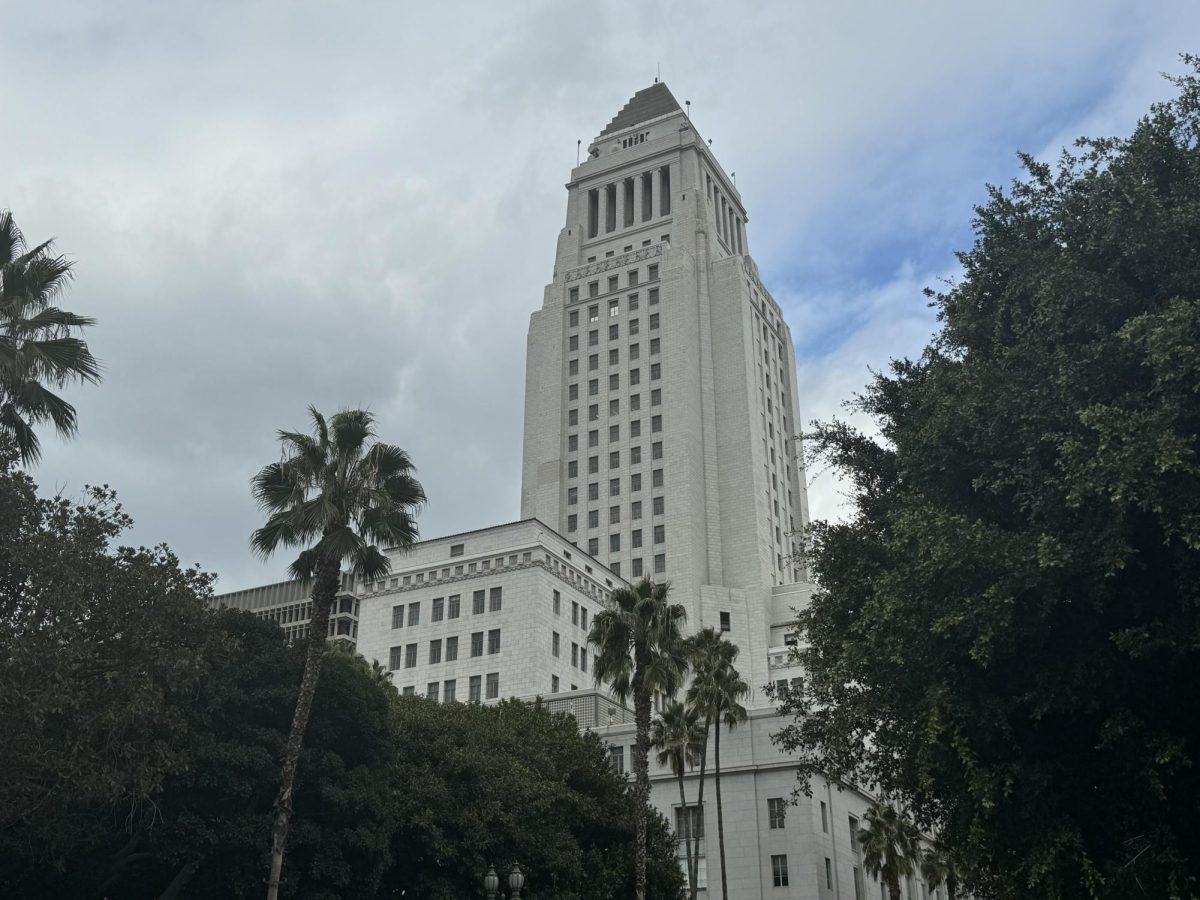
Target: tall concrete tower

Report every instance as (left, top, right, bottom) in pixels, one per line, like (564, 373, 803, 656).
(520, 83, 810, 690)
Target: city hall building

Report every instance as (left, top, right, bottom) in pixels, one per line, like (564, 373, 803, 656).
(216, 84, 944, 900)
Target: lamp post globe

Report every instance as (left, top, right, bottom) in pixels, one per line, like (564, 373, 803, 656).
(483, 864, 500, 899)
(508, 862, 525, 898)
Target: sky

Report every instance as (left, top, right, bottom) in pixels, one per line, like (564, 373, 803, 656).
(2, 1, 1197, 592)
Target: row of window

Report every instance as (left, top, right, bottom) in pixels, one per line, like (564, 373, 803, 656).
(568, 264, 659, 306)
(567, 415, 663, 454)
(390, 587, 502, 629)
(550, 632, 589, 671)
(568, 357, 662, 400)
(567, 479, 669, 507)
(550, 591, 590, 631)
(570, 440, 663, 473)
(369, 552, 533, 593)
(568, 339, 659, 377)
(567, 313, 659, 351)
(400, 673, 499, 703)
(388, 628, 502, 670)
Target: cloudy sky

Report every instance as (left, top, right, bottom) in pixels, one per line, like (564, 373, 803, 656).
(3, 1, 1196, 592)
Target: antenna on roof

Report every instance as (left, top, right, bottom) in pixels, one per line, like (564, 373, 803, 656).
(576, 139, 581, 166)
(732, 172, 736, 185)
(656, 62, 660, 83)
(685, 100, 691, 120)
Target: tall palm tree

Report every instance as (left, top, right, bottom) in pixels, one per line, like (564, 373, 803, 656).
(0, 210, 100, 463)
(686, 627, 748, 900)
(651, 700, 706, 896)
(920, 843, 958, 900)
(251, 406, 424, 900)
(589, 577, 689, 900)
(859, 802, 920, 900)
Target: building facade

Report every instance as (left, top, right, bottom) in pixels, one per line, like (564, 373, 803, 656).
(215, 84, 943, 899)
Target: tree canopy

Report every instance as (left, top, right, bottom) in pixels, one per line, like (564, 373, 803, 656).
(774, 57, 1200, 899)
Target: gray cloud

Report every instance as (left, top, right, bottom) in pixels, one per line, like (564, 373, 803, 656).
(2, 0, 1196, 590)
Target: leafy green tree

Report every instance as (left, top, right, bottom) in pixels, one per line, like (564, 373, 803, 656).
(651, 700, 706, 895)
(379, 696, 685, 900)
(250, 406, 424, 900)
(859, 804, 919, 900)
(0, 210, 100, 463)
(685, 627, 747, 900)
(774, 57, 1200, 898)
(588, 577, 689, 900)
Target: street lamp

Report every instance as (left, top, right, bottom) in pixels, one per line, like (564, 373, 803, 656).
(508, 863, 525, 898)
(483, 865, 500, 900)
(482, 862, 526, 898)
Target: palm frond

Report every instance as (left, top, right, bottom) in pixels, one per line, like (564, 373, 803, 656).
(251, 461, 307, 512)
(16, 336, 101, 383)
(330, 408, 373, 457)
(0, 402, 39, 463)
(0, 210, 22, 267)
(349, 543, 390, 583)
(14, 379, 78, 435)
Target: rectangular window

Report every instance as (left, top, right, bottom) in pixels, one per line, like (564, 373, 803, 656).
(567, 486, 578, 505)
(569, 383, 579, 401)
(628, 293, 639, 311)
(588, 378, 598, 396)
(445, 635, 459, 661)
(609, 398, 619, 416)
(609, 745, 625, 773)
(568, 409, 578, 426)
(553, 590, 561, 614)
(569, 309, 579, 326)
(568, 460, 578, 478)
(768, 797, 786, 829)
(427, 681, 439, 702)
(392, 605, 404, 629)
(651, 363, 661, 380)
(609, 347, 619, 365)
(654, 524, 665, 544)
(580, 608, 588, 630)
(652, 441, 663, 459)
(630, 318, 640, 336)
(589, 430, 599, 447)
(653, 496, 665, 515)
(569, 334, 578, 351)
(551, 674, 560, 692)
(609, 424, 620, 442)
(388, 646, 403, 670)
(609, 298, 619, 316)
(632, 529, 643, 548)
(589, 404, 598, 421)
(610, 505, 621, 524)
(608, 274, 619, 292)
(631, 445, 642, 464)
(628, 269, 639, 286)
(589, 509, 599, 528)
(650, 313, 659, 330)
(403, 686, 414, 696)
(471, 631, 484, 657)
(630, 342, 640, 360)
(654, 553, 666, 574)
(720, 611, 731, 632)
(429, 638, 442, 664)
(631, 473, 642, 491)
(650, 337, 660, 355)
(404, 643, 417, 668)
(572, 601, 579, 625)
(610, 533, 621, 552)
(588, 537, 599, 555)
(630, 367, 641, 385)
(487, 628, 501, 654)
(443, 679, 456, 703)
(581, 648, 588, 672)
(469, 675, 482, 703)
(553, 631, 561, 657)
(589, 353, 599, 371)
(589, 303, 599, 321)
(652, 468, 664, 487)
(648, 286, 659, 305)
(609, 373, 619, 391)
(489, 586, 502, 612)
(651, 415, 662, 433)
(568, 513, 578, 532)
(408, 602, 420, 626)
(771, 855, 789, 887)
(569, 358, 578, 376)
(609, 323, 619, 340)
(432, 597, 444, 622)
(610, 478, 620, 497)
(826, 857, 833, 890)
(588, 482, 599, 501)
(571, 642, 578, 667)
(632, 557, 643, 576)
(486, 672, 500, 700)
(473, 590, 485, 615)
(631, 501, 642, 519)
(568, 433, 578, 451)
(609, 450, 620, 469)
(631, 394, 641, 411)
(820, 800, 828, 832)
(648, 264, 659, 281)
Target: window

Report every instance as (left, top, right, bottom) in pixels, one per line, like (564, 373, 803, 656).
(609, 373, 619, 391)
(654, 553, 666, 574)
(652, 441, 663, 459)
(568, 409, 578, 426)
(771, 855, 789, 887)
(589, 429, 599, 447)
(631, 473, 642, 492)
(569, 358, 578, 376)
(648, 264, 659, 281)
(488, 628, 501, 654)
(720, 611, 731, 632)
(631, 445, 642, 464)
(768, 797, 786, 829)
(609, 298, 619, 316)
(609, 504, 620, 524)
(610, 533, 621, 552)
(552, 675, 560, 692)
(630, 342, 640, 360)
(820, 800, 828, 833)
(471, 631, 484, 657)
(449, 543, 464, 557)
(629, 293, 639, 311)
(652, 415, 662, 433)
(589, 404, 598, 421)
(588, 509, 599, 528)
(588, 378, 598, 396)
(653, 496, 665, 515)
(653, 468, 664, 487)
(553, 632, 561, 657)
(632, 529, 643, 548)
(588, 537, 599, 555)
(581, 647, 588, 672)
(826, 857, 833, 890)
(610, 478, 620, 496)
(651, 363, 661, 380)
(404, 643, 417, 668)
(569, 309, 579, 326)
(630, 318, 640, 335)
(429, 638, 442, 664)
(588, 455, 599, 475)
(632, 557, 643, 576)
(609, 347, 619, 365)
(388, 646, 403, 670)
(403, 686, 414, 696)
(650, 337, 660, 355)
(650, 313, 660, 330)
(628, 269, 639, 286)
(589, 303, 599, 321)
(572, 601, 579, 625)
(486, 672, 500, 699)
(568, 433, 578, 451)
(609, 424, 620, 442)
(649, 286, 659, 305)
(408, 602, 420, 626)
(609, 323, 618, 340)
(588, 482, 599, 501)
(571, 642, 579, 667)
(631, 501, 643, 519)
(490, 586, 502, 611)
(391, 605, 404, 629)
(609, 745, 625, 774)
(473, 590, 485, 614)
(427, 681, 439, 702)
(469, 675, 482, 703)
(654, 524, 666, 544)
(443, 679, 456, 703)
(568, 384, 578, 401)
(580, 608, 588, 630)
(445, 635, 459, 661)
(568, 460, 578, 478)
(569, 334, 578, 351)
(608, 275, 619, 292)
(432, 597, 444, 622)
(567, 486, 578, 506)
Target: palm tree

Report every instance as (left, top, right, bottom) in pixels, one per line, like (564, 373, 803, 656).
(589, 577, 689, 900)
(651, 700, 706, 896)
(920, 843, 958, 900)
(686, 627, 748, 900)
(0, 210, 100, 463)
(251, 406, 425, 900)
(859, 802, 920, 900)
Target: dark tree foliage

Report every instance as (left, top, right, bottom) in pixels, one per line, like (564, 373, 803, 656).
(774, 58, 1200, 899)
(381, 696, 684, 900)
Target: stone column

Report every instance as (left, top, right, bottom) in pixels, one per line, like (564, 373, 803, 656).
(598, 184, 608, 234)
(633, 173, 644, 226)
(614, 179, 624, 233)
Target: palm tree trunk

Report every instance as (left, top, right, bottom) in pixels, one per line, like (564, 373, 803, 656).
(676, 768, 696, 896)
(632, 680, 652, 900)
(714, 723, 729, 900)
(690, 727, 708, 900)
(265, 559, 339, 900)
(947, 872, 958, 900)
